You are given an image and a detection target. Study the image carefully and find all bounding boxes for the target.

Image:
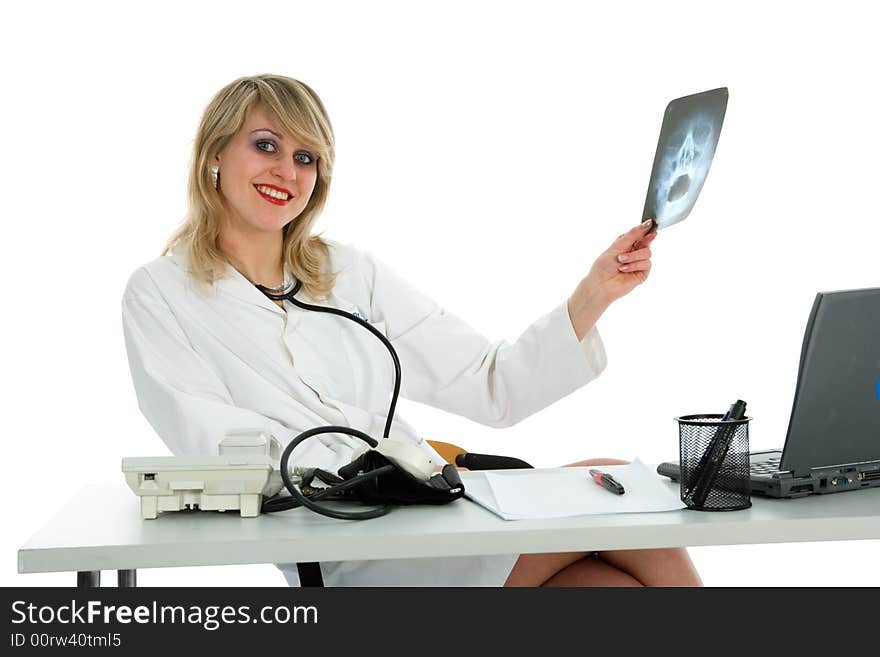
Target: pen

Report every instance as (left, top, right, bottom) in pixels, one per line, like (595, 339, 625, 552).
(589, 469, 625, 495)
(687, 399, 747, 506)
(686, 401, 735, 495)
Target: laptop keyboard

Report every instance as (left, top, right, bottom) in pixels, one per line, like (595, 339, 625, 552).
(750, 455, 781, 476)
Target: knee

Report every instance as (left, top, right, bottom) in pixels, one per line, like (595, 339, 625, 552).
(562, 457, 630, 468)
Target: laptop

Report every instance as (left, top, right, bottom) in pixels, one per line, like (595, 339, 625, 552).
(657, 287, 880, 498)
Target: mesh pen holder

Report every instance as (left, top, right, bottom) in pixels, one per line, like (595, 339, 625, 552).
(676, 414, 752, 511)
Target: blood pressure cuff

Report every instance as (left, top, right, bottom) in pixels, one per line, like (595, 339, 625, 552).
(336, 450, 465, 506)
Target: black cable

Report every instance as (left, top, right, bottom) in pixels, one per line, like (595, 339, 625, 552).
(261, 462, 395, 512)
(273, 426, 393, 520)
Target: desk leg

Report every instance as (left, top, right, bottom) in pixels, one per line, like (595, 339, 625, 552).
(118, 570, 137, 588)
(77, 571, 100, 588)
(296, 562, 324, 587)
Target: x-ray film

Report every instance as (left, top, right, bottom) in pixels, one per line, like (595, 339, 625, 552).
(642, 87, 728, 231)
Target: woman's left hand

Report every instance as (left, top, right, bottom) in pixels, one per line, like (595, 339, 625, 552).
(567, 219, 658, 340)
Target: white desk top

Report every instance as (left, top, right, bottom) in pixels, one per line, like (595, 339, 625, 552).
(18, 481, 880, 574)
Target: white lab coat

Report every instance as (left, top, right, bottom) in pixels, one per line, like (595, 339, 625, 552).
(122, 239, 607, 586)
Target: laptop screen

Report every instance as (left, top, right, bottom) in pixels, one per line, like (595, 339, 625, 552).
(781, 288, 880, 475)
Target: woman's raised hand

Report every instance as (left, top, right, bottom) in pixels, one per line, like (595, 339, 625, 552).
(567, 219, 658, 340)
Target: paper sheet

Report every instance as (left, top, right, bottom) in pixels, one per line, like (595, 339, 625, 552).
(459, 459, 685, 520)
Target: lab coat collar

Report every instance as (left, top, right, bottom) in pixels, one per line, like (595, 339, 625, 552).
(169, 248, 285, 315)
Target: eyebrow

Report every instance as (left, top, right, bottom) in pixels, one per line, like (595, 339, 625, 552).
(250, 128, 285, 139)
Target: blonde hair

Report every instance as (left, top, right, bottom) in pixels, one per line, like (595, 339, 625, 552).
(165, 74, 338, 299)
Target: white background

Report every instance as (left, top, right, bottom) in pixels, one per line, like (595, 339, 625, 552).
(2, 0, 877, 587)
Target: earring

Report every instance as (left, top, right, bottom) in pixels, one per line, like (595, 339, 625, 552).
(211, 165, 220, 189)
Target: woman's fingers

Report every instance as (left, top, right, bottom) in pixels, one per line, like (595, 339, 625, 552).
(612, 220, 653, 251)
(634, 230, 658, 250)
(617, 247, 652, 264)
(618, 258, 652, 273)
(618, 243, 652, 272)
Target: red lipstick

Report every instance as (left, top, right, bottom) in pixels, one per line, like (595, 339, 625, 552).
(254, 184, 293, 206)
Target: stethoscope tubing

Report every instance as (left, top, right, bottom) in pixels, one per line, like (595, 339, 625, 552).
(274, 425, 393, 520)
(256, 279, 403, 520)
(258, 281, 401, 440)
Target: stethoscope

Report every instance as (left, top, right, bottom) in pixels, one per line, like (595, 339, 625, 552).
(255, 276, 405, 520)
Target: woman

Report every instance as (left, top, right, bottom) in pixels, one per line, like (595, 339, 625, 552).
(122, 73, 701, 587)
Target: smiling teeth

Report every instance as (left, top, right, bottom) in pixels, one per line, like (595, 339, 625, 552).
(256, 185, 290, 200)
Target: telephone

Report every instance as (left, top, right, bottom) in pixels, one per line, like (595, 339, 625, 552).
(123, 430, 464, 521)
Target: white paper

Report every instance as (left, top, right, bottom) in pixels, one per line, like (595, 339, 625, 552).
(460, 459, 685, 520)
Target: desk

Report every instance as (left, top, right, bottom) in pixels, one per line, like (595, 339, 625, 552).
(18, 481, 880, 586)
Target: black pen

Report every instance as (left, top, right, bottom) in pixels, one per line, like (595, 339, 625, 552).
(589, 469, 625, 495)
(688, 399, 747, 506)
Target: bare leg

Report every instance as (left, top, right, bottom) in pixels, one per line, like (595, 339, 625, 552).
(544, 554, 643, 587)
(597, 548, 702, 586)
(504, 458, 702, 587)
(505, 551, 590, 587)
